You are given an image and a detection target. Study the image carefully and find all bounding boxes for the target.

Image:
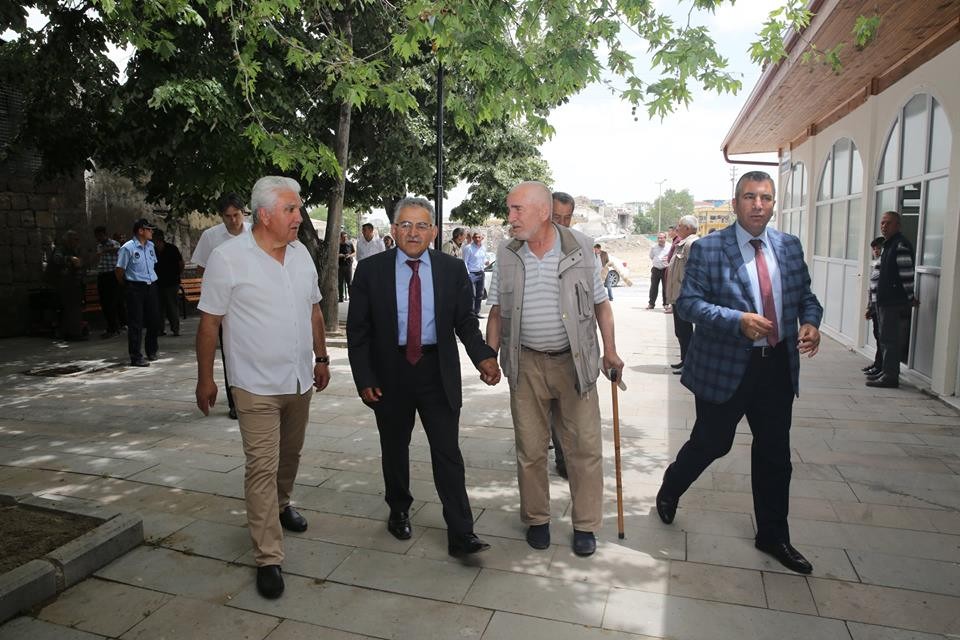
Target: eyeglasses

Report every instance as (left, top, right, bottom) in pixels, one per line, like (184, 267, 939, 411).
(396, 221, 433, 231)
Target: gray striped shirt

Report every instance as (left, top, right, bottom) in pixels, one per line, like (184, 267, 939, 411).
(489, 233, 606, 352)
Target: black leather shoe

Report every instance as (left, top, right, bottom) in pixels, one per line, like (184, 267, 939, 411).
(279, 506, 308, 532)
(555, 459, 568, 479)
(670, 362, 683, 369)
(130, 358, 150, 367)
(656, 488, 678, 524)
(866, 371, 885, 381)
(862, 364, 879, 373)
(526, 523, 550, 549)
(755, 540, 813, 574)
(866, 376, 899, 388)
(387, 511, 412, 540)
(672, 368, 683, 375)
(147, 353, 158, 361)
(572, 530, 596, 556)
(256, 565, 284, 598)
(228, 408, 238, 420)
(448, 532, 491, 557)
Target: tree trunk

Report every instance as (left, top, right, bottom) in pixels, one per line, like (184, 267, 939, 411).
(382, 195, 401, 223)
(319, 12, 353, 334)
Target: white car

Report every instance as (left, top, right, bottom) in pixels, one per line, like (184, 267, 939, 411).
(604, 255, 631, 287)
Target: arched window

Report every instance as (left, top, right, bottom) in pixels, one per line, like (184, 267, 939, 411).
(814, 138, 863, 260)
(779, 162, 806, 244)
(874, 93, 951, 379)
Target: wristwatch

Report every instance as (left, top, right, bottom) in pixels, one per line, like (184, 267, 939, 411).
(315, 355, 329, 364)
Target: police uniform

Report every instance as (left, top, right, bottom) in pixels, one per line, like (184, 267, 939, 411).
(117, 235, 160, 364)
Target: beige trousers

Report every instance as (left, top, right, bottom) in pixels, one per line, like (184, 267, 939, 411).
(510, 349, 603, 532)
(232, 387, 312, 566)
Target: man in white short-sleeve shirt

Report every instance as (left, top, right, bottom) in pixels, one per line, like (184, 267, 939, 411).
(486, 181, 624, 559)
(192, 193, 253, 419)
(195, 176, 330, 600)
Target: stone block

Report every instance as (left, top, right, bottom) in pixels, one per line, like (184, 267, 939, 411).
(0, 195, 10, 210)
(18, 211, 34, 227)
(20, 494, 121, 522)
(0, 559, 58, 624)
(46, 513, 143, 588)
(28, 195, 47, 210)
(10, 194, 28, 210)
(35, 211, 54, 228)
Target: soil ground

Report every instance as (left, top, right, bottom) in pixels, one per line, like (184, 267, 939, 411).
(0, 505, 100, 574)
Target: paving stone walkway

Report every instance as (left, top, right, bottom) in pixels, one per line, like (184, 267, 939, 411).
(0, 284, 958, 639)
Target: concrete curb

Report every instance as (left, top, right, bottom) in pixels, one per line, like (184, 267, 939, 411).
(0, 493, 144, 623)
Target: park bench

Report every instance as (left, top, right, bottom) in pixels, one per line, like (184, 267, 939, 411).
(178, 277, 203, 318)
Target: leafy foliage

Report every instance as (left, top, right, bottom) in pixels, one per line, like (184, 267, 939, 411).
(648, 188, 694, 231)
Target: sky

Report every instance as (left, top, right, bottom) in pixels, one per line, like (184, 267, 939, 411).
(518, 0, 782, 207)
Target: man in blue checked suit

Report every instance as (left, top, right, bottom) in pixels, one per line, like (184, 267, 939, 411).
(655, 171, 823, 575)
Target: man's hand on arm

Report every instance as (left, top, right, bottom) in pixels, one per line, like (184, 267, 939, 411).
(477, 357, 501, 386)
(360, 387, 382, 403)
(739, 312, 775, 342)
(485, 305, 502, 353)
(195, 312, 222, 415)
(594, 300, 624, 380)
(798, 323, 821, 357)
(311, 303, 331, 391)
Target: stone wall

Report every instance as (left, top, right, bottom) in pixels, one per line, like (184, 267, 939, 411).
(0, 172, 87, 337)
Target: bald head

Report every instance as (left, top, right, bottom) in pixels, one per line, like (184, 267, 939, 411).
(507, 181, 552, 241)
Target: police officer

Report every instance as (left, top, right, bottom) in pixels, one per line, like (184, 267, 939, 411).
(116, 219, 161, 366)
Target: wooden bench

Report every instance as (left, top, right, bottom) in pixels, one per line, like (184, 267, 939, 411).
(83, 282, 101, 314)
(178, 277, 203, 318)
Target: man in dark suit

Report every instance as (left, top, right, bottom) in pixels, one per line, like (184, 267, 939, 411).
(347, 197, 501, 557)
(655, 171, 823, 574)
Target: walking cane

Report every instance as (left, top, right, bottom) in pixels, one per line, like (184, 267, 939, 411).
(610, 368, 625, 539)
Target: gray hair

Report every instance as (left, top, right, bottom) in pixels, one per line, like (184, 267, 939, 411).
(393, 196, 434, 220)
(734, 171, 775, 199)
(552, 191, 575, 210)
(250, 176, 301, 223)
(678, 215, 698, 231)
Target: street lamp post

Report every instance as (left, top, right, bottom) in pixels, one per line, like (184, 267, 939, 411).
(655, 179, 667, 232)
(434, 61, 444, 250)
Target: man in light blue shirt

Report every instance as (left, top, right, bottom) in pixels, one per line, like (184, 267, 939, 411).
(461, 230, 489, 318)
(115, 218, 160, 366)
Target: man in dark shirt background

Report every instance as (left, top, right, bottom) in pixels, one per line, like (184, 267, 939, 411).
(154, 229, 185, 337)
(338, 231, 355, 302)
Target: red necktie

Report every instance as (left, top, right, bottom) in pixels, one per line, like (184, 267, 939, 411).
(750, 239, 779, 347)
(405, 259, 422, 365)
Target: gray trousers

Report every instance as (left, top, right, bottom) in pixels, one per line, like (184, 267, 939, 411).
(877, 304, 909, 380)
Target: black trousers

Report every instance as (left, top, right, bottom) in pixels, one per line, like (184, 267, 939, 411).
(649, 267, 666, 306)
(97, 272, 121, 333)
(868, 304, 883, 369)
(673, 312, 693, 363)
(219, 325, 235, 412)
(338, 264, 352, 301)
(125, 281, 160, 361)
(661, 342, 794, 544)
(372, 350, 473, 537)
(159, 285, 180, 334)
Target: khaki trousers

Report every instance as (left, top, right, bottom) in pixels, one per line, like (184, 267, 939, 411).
(232, 387, 312, 566)
(510, 349, 603, 532)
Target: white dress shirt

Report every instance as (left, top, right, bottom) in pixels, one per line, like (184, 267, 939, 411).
(198, 233, 321, 395)
(190, 221, 252, 267)
(734, 223, 784, 346)
(356, 234, 386, 261)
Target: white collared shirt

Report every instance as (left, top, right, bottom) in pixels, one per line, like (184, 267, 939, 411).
(735, 222, 784, 346)
(191, 221, 252, 267)
(356, 234, 385, 261)
(198, 232, 321, 395)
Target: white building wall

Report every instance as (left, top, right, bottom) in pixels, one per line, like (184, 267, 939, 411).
(786, 41, 960, 396)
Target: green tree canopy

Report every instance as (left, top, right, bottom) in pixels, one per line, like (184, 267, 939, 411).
(649, 188, 694, 231)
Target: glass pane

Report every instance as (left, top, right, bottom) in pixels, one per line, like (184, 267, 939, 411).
(898, 183, 921, 254)
(798, 210, 807, 250)
(846, 197, 861, 260)
(781, 169, 792, 211)
(815, 205, 830, 256)
(798, 163, 807, 206)
(819, 154, 833, 200)
(833, 139, 851, 197)
(901, 94, 927, 179)
(879, 120, 900, 184)
(829, 203, 846, 258)
(923, 177, 947, 267)
(850, 144, 863, 195)
(929, 99, 952, 172)
(875, 188, 896, 237)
